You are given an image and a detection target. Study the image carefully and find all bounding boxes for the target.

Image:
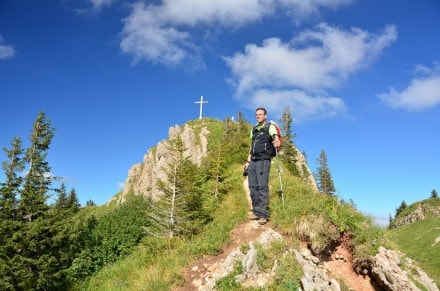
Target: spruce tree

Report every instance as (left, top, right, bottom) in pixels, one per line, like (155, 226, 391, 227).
(10, 112, 58, 289)
(279, 106, 301, 177)
(0, 137, 25, 289)
(395, 200, 407, 217)
(19, 111, 56, 221)
(149, 136, 209, 238)
(1, 137, 25, 220)
(280, 105, 296, 142)
(54, 183, 68, 211)
(315, 150, 336, 195)
(66, 188, 81, 212)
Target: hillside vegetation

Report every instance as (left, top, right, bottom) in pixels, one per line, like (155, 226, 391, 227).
(386, 198, 440, 286)
(2, 114, 438, 290)
(75, 118, 387, 290)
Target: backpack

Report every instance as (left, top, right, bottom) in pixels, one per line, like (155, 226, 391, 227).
(251, 121, 282, 159)
(269, 120, 282, 145)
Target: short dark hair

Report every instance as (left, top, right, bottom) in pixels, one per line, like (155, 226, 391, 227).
(255, 107, 267, 114)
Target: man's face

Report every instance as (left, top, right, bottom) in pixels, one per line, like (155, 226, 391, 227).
(255, 110, 266, 123)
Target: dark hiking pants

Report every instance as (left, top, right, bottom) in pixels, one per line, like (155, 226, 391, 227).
(248, 159, 271, 219)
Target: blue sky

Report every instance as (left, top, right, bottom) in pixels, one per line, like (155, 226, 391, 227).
(1, 0, 439, 225)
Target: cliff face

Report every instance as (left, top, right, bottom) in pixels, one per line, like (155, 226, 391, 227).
(109, 123, 209, 204)
(110, 120, 317, 204)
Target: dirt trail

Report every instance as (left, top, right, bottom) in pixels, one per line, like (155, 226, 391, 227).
(175, 178, 375, 290)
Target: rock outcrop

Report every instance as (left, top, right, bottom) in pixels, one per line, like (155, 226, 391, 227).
(371, 246, 439, 291)
(110, 124, 210, 204)
(392, 202, 440, 228)
(190, 228, 283, 290)
(109, 120, 317, 204)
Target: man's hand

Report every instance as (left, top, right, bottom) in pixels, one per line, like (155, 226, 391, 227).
(273, 139, 280, 149)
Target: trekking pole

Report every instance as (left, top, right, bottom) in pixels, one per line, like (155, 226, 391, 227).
(275, 147, 285, 206)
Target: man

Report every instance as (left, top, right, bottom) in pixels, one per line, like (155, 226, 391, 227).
(243, 107, 280, 225)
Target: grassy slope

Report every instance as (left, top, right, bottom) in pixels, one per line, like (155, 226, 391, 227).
(76, 167, 249, 290)
(385, 199, 440, 286)
(75, 118, 438, 289)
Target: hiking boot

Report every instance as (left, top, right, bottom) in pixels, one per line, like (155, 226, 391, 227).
(258, 218, 268, 225)
(249, 213, 260, 220)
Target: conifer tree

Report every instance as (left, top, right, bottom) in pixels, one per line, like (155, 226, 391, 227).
(237, 111, 247, 124)
(19, 111, 56, 221)
(1, 137, 25, 220)
(149, 136, 209, 238)
(315, 150, 336, 195)
(0, 137, 25, 289)
(430, 189, 438, 199)
(279, 106, 301, 177)
(66, 188, 81, 211)
(395, 200, 407, 217)
(9, 112, 58, 289)
(54, 183, 68, 211)
(280, 105, 296, 142)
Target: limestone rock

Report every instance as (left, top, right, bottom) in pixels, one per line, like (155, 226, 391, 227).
(115, 123, 210, 203)
(371, 246, 439, 291)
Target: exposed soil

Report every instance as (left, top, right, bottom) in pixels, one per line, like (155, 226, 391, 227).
(174, 179, 376, 291)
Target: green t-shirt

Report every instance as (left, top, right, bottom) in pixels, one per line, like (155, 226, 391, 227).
(250, 122, 277, 138)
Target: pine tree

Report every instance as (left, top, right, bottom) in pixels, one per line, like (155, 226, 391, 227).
(148, 137, 210, 238)
(54, 183, 68, 211)
(279, 106, 301, 177)
(9, 112, 58, 289)
(66, 188, 81, 212)
(1, 137, 25, 220)
(315, 150, 336, 195)
(19, 111, 56, 221)
(0, 137, 25, 289)
(280, 105, 296, 142)
(395, 200, 407, 217)
(430, 189, 438, 199)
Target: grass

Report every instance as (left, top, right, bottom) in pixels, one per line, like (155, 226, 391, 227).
(385, 216, 440, 286)
(75, 126, 435, 290)
(75, 166, 249, 290)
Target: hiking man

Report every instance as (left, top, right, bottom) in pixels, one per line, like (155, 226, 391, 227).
(243, 107, 280, 225)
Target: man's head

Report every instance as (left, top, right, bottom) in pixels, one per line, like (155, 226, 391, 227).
(255, 107, 267, 124)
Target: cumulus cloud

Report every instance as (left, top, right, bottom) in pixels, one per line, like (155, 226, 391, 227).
(84, 0, 116, 13)
(279, 0, 353, 22)
(120, 0, 351, 68)
(378, 63, 440, 111)
(0, 35, 15, 60)
(225, 24, 397, 122)
(118, 1, 396, 122)
(248, 89, 346, 122)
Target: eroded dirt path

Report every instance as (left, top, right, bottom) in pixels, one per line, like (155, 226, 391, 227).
(174, 178, 375, 290)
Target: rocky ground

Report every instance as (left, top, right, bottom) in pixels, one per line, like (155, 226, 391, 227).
(174, 180, 375, 291)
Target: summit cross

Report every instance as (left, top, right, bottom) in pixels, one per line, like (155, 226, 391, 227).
(194, 95, 208, 119)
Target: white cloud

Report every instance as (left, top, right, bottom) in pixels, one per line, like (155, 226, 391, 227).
(117, 182, 125, 189)
(118, 1, 397, 122)
(248, 89, 346, 123)
(73, 0, 116, 14)
(0, 35, 15, 60)
(226, 24, 397, 94)
(120, 2, 196, 67)
(378, 63, 440, 111)
(225, 24, 396, 122)
(120, 0, 352, 67)
(278, 0, 352, 21)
